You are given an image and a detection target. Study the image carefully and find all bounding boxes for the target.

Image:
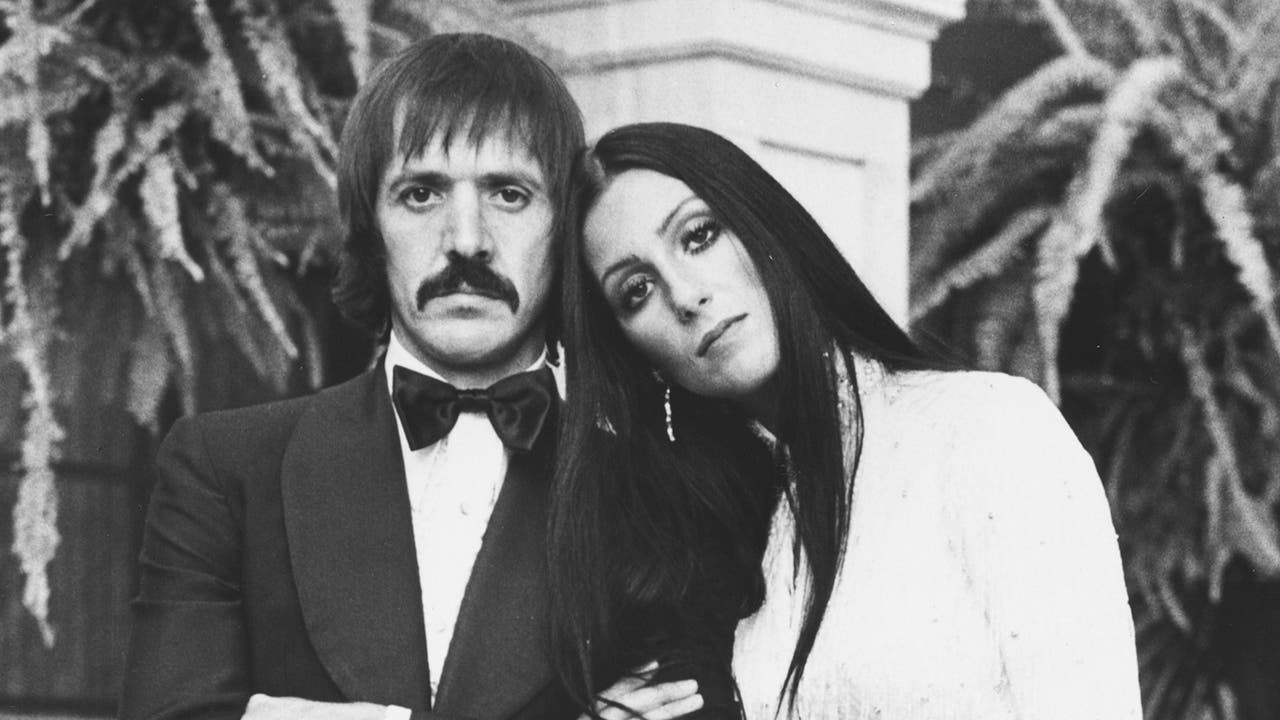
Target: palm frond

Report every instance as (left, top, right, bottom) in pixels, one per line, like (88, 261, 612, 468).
(140, 152, 203, 281)
(912, 54, 1116, 206)
(1033, 56, 1183, 399)
(1034, 0, 1089, 57)
(0, 3, 69, 205)
(912, 205, 1053, 320)
(186, 0, 271, 175)
(210, 184, 299, 361)
(233, 0, 336, 188)
(202, 236, 274, 381)
(1, 0, 351, 641)
(1196, 171, 1280, 356)
(60, 104, 188, 259)
(124, 322, 173, 432)
(1178, 323, 1280, 599)
(1222, 3, 1280, 118)
(914, 9, 1280, 711)
(326, 0, 369, 83)
(148, 256, 197, 414)
(2, 177, 64, 648)
(1112, 0, 1164, 55)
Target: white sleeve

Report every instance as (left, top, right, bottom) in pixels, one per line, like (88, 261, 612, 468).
(952, 375, 1142, 720)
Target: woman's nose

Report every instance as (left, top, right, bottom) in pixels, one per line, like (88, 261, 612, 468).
(668, 273, 711, 323)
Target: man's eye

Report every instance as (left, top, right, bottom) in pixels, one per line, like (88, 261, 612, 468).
(683, 221, 721, 254)
(494, 187, 530, 208)
(401, 186, 438, 206)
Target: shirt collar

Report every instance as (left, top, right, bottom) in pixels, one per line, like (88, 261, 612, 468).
(384, 330, 549, 389)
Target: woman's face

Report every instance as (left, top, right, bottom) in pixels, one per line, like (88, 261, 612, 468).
(583, 169, 780, 406)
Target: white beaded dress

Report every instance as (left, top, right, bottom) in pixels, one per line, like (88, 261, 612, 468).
(731, 358, 1142, 720)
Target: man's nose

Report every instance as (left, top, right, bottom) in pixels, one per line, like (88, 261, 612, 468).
(441, 190, 492, 260)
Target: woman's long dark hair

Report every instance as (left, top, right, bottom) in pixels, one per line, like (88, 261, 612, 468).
(550, 122, 941, 712)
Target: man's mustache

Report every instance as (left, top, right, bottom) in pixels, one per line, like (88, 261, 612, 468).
(415, 255, 520, 313)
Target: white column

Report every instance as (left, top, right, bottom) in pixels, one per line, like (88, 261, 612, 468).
(502, 0, 965, 323)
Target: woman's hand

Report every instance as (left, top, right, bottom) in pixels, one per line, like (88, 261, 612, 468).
(579, 661, 704, 720)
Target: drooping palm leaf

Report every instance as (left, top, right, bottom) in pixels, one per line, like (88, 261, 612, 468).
(912, 1, 1280, 717)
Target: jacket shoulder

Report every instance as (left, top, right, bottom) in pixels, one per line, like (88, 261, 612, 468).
(160, 369, 381, 472)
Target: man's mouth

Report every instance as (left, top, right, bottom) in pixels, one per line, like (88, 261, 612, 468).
(434, 283, 503, 300)
(697, 314, 747, 357)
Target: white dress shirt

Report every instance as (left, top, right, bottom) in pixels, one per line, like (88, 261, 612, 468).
(382, 333, 557, 719)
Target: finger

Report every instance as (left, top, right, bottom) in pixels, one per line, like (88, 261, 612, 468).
(597, 661, 663, 703)
(598, 679, 699, 715)
(628, 659, 660, 678)
(596, 691, 704, 720)
(596, 674, 648, 703)
(645, 692, 705, 720)
(596, 697, 677, 720)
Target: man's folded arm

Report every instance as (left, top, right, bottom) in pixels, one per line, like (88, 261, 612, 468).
(120, 416, 253, 720)
(120, 419, 497, 720)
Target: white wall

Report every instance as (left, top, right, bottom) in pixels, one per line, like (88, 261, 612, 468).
(502, 0, 966, 322)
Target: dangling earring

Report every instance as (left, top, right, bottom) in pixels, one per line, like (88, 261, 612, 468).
(663, 383, 675, 443)
(653, 370, 676, 442)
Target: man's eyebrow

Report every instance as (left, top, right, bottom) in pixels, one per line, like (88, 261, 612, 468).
(384, 171, 452, 193)
(599, 254, 642, 289)
(656, 196, 701, 237)
(478, 171, 545, 193)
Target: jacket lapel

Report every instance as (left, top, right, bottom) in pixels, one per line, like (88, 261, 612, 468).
(433, 402, 559, 719)
(281, 368, 431, 709)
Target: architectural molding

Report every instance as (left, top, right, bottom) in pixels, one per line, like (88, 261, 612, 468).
(758, 137, 867, 167)
(563, 40, 920, 99)
(379, 0, 572, 68)
(502, 0, 966, 41)
(502, 0, 958, 99)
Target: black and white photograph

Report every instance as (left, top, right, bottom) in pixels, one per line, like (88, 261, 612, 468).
(1, 1, 1278, 718)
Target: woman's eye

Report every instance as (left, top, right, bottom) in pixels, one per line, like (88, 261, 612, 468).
(494, 187, 529, 208)
(619, 276, 653, 311)
(682, 221, 721, 254)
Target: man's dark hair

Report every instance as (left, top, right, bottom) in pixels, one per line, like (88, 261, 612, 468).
(332, 32, 586, 340)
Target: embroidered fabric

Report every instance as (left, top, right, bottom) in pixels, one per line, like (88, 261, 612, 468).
(732, 357, 1142, 720)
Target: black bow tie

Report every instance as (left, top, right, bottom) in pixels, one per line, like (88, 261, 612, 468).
(392, 365, 557, 452)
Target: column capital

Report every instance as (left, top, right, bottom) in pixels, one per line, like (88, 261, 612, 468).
(503, 0, 966, 98)
(373, 0, 572, 68)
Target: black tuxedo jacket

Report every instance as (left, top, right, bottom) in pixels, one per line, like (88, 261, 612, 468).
(120, 367, 575, 720)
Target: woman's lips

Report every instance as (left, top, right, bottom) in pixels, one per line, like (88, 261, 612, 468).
(697, 313, 747, 357)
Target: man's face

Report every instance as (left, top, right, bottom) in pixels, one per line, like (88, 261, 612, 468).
(377, 130, 555, 381)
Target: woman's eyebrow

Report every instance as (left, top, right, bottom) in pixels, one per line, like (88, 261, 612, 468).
(656, 196, 700, 237)
(599, 254, 642, 288)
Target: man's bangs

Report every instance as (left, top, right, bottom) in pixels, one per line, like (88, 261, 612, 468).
(392, 92, 538, 165)
(390, 90, 575, 195)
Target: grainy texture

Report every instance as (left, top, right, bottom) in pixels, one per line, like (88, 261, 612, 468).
(734, 357, 1141, 719)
